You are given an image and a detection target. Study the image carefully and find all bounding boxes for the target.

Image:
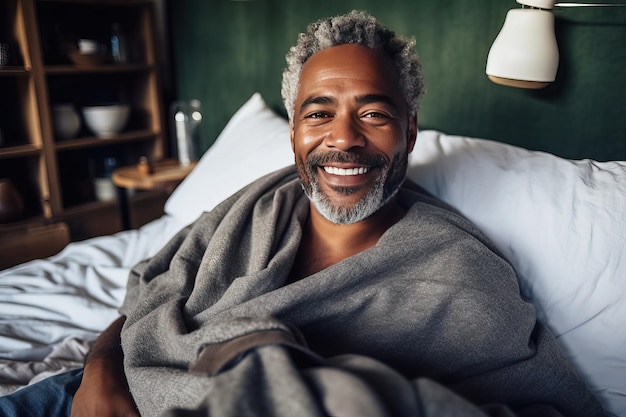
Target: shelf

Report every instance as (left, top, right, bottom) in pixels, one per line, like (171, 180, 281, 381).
(0, 216, 48, 233)
(0, 144, 42, 159)
(60, 188, 162, 216)
(0, 67, 31, 76)
(55, 129, 158, 151)
(55, 188, 168, 241)
(60, 196, 117, 215)
(45, 63, 153, 75)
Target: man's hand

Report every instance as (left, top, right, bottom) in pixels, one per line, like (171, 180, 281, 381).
(70, 316, 139, 417)
(70, 359, 139, 417)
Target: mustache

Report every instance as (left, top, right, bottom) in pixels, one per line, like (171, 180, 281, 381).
(306, 150, 388, 168)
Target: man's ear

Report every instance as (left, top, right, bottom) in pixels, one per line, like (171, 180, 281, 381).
(407, 115, 418, 154)
(289, 122, 296, 152)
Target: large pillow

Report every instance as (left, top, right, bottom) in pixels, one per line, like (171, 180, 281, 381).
(164, 93, 293, 224)
(408, 131, 626, 417)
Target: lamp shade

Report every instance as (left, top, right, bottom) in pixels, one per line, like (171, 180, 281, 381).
(486, 9, 559, 89)
(516, 0, 555, 9)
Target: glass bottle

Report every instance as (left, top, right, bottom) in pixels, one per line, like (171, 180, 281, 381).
(171, 100, 202, 166)
(110, 23, 127, 63)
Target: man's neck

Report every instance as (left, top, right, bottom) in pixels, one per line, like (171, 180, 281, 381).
(290, 196, 406, 282)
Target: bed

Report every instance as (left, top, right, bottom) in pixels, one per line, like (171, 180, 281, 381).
(1, 93, 625, 416)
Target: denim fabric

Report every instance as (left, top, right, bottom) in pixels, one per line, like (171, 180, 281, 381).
(0, 368, 83, 417)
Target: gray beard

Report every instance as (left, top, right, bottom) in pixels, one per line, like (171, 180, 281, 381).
(297, 151, 407, 225)
(308, 179, 387, 224)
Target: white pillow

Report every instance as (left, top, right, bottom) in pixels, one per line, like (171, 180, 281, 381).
(408, 131, 626, 417)
(164, 93, 293, 225)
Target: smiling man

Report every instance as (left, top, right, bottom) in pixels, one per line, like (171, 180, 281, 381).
(288, 42, 419, 282)
(292, 44, 416, 225)
(0, 10, 604, 417)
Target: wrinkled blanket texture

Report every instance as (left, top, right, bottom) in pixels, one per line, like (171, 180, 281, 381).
(120, 166, 603, 417)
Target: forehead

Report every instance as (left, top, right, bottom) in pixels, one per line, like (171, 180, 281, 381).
(297, 44, 404, 105)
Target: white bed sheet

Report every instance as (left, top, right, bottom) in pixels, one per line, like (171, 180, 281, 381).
(0, 214, 185, 394)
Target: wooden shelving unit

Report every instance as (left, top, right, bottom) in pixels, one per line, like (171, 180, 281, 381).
(0, 0, 167, 244)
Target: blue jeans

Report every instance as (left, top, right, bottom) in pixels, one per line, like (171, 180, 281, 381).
(0, 368, 83, 417)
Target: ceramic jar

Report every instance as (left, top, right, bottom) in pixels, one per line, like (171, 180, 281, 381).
(53, 103, 81, 140)
(0, 179, 24, 223)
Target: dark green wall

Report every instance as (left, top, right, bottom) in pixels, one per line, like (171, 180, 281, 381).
(170, 0, 626, 161)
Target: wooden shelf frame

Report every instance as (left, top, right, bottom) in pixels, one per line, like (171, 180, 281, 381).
(0, 0, 167, 241)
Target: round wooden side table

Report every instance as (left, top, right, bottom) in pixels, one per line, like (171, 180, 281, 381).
(112, 159, 196, 229)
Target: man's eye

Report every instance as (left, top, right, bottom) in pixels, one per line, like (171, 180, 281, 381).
(363, 112, 387, 119)
(306, 112, 330, 119)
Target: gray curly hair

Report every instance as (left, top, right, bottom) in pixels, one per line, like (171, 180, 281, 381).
(281, 10, 424, 122)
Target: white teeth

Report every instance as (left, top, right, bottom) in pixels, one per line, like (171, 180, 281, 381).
(323, 166, 369, 176)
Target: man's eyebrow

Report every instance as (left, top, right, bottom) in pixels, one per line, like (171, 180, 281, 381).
(356, 94, 399, 111)
(298, 96, 335, 115)
(297, 94, 400, 115)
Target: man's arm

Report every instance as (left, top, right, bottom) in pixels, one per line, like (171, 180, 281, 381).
(70, 315, 139, 417)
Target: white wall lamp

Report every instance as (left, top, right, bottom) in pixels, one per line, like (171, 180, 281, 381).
(486, 0, 625, 89)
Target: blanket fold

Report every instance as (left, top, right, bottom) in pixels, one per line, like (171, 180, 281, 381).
(120, 165, 604, 417)
(189, 321, 312, 376)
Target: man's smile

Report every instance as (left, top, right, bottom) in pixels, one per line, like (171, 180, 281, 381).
(322, 166, 370, 176)
(317, 163, 377, 190)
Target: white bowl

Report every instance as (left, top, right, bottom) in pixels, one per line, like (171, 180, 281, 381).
(82, 104, 130, 138)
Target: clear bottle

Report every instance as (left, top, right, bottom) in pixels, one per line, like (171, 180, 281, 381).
(171, 100, 202, 167)
(110, 23, 127, 63)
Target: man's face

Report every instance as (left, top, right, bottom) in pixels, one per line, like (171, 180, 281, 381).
(290, 44, 417, 224)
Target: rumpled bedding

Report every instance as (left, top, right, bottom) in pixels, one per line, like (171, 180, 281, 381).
(0, 215, 184, 394)
(120, 166, 603, 417)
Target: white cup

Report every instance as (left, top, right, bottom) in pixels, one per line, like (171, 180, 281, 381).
(78, 39, 100, 54)
(93, 177, 116, 202)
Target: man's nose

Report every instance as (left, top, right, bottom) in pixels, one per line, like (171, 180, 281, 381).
(324, 115, 366, 150)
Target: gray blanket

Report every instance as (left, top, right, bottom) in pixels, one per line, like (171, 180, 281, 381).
(120, 166, 604, 417)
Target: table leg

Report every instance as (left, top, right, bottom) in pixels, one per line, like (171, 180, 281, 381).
(116, 186, 132, 230)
